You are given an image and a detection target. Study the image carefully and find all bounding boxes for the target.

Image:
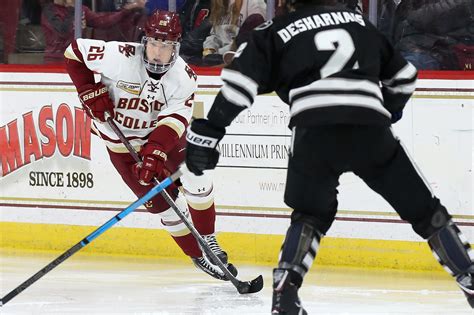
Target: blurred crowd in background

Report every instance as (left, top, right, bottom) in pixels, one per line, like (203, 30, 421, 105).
(0, 0, 472, 70)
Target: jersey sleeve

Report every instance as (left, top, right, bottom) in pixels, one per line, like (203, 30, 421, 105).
(378, 33, 418, 114)
(207, 21, 277, 128)
(64, 38, 131, 79)
(64, 39, 96, 88)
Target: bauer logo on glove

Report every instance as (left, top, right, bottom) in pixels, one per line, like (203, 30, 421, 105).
(78, 82, 115, 122)
(185, 119, 225, 176)
(186, 130, 219, 148)
(80, 86, 108, 101)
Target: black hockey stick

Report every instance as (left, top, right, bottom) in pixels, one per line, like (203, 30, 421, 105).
(0, 170, 182, 307)
(106, 117, 263, 294)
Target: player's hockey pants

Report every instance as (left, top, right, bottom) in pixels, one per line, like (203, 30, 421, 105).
(284, 124, 450, 238)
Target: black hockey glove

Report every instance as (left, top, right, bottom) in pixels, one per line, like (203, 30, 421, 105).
(391, 111, 403, 124)
(185, 119, 225, 176)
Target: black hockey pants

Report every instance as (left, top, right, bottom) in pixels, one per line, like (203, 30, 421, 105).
(284, 124, 449, 237)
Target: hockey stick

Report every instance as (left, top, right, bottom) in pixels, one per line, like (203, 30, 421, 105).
(0, 170, 182, 307)
(106, 117, 263, 294)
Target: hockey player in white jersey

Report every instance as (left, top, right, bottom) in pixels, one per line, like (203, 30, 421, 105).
(64, 10, 237, 281)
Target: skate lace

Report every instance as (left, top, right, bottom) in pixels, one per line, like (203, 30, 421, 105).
(203, 234, 225, 255)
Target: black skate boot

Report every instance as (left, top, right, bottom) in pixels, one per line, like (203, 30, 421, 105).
(271, 268, 307, 315)
(457, 273, 474, 308)
(192, 256, 227, 280)
(191, 254, 237, 281)
(202, 233, 238, 278)
(202, 233, 229, 264)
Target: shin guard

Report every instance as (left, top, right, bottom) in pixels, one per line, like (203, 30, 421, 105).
(278, 214, 322, 285)
(428, 222, 474, 276)
(428, 222, 474, 307)
(180, 170, 216, 235)
(159, 193, 202, 258)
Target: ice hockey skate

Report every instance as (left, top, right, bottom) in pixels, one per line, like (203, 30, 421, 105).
(192, 255, 238, 281)
(202, 233, 230, 264)
(271, 269, 307, 315)
(457, 273, 474, 308)
(192, 233, 238, 281)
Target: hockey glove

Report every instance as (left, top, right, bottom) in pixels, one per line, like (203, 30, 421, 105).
(390, 111, 403, 124)
(132, 143, 167, 186)
(78, 82, 115, 122)
(185, 119, 225, 176)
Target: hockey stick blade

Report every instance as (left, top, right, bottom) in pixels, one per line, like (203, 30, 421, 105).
(236, 275, 264, 294)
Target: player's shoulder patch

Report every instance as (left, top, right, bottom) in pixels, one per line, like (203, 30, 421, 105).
(169, 57, 192, 80)
(184, 64, 197, 81)
(118, 43, 137, 58)
(164, 57, 197, 96)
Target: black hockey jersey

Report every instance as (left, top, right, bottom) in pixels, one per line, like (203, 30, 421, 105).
(207, 4, 418, 128)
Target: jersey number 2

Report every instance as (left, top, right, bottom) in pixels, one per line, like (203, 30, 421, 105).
(314, 29, 355, 78)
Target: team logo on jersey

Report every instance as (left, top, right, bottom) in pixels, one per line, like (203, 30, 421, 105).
(185, 65, 197, 80)
(116, 81, 141, 95)
(147, 81, 160, 93)
(144, 201, 153, 208)
(118, 44, 136, 57)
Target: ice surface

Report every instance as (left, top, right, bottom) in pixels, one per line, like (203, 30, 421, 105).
(0, 250, 471, 314)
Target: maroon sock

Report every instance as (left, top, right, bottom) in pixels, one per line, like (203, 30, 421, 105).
(172, 233, 202, 258)
(189, 203, 216, 235)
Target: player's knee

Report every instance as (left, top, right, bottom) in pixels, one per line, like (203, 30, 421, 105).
(291, 210, 333, 235)
(145, 197, 173, 214)
(412, 201, 452, 239)
(181, 172, 214, 209)
(158, 194, 191, 237)
(291, 212, 317, 226)
(144, 186, 180, 214)
(181, 172, 213, 195)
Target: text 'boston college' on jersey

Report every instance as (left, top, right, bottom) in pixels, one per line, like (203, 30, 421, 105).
(65, 39, 197, 152)
(215, 4, 417, 127)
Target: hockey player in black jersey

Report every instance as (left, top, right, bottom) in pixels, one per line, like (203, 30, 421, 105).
(184, 0, 474, 313)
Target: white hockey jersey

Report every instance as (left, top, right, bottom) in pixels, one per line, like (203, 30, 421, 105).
(65, 39, 197, 153)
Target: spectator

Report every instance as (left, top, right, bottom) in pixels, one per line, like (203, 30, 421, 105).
(180, 0, 266, 67)
(377, 0, 400, 41)
(178, 0, 212, 65)
(95, 0, 119, 11)
(202, 0, 266, 63)
(21, 0, 43, 25)
(92, 0, 147, 42)
(220, 0, 362, 66)
(393, 0, 474, 70)
(0, 0, 22, 63)
(275, 0, 289, 17)
(41, 0, 145, 64)
(179, 0, 211, 36)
